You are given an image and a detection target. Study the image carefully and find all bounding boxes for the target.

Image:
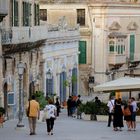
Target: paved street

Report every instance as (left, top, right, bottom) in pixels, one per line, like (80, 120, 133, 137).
(0, 109, 140, 140)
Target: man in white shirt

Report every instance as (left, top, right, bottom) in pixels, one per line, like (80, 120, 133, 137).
(131, 97, 139, 131)
(107, 96, 115, 127)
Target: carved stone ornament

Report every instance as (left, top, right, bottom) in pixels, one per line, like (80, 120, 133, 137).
(58, 16, 68, 30)
(127, 21, 138, 30)
(109, 21, 121, 31)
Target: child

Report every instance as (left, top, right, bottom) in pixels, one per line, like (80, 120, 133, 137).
(0, 113, 4, 128)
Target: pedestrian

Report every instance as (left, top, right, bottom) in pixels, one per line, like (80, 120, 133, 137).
(123, 99, 133, 131)
(95, 96, 101, 107)
(113, 98, 124, 131)
(0, 112, 4, 128)
(67, 96, 72, 116)
(76, 95, 82, 119)
(26, 95, 40, 135)
(44, 99, 57, 135)
(131, 97, 139, 131)
(71, 96, 77, 117)
(55, 97, 61, 117)
(107, 96, 114, 127)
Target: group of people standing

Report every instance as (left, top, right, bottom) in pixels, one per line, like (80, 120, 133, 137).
(107, 96, 139, 131)
(67, 95, 82, 118)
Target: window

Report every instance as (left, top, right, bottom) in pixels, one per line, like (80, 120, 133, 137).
(34, 4, 40, 26)
(23, 2, 31, 26)
(12, 0, 19, 26)
(79, 41, 86, 64)
(7, 92, 15, 105)
(40, 9, 47, 21)
(130, 35, 135, 61)
(109, 40, 115, 53)
(118, 45, 120, 54)
(77, 9, 85, 26)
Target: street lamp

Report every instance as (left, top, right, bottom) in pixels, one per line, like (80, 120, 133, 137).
(17, 61, 25, 127)
(67, 70, 72, 96)
(46, 69, 52, 98)
(46, 69, 52, 79)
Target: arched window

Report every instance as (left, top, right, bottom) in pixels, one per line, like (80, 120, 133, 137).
(109, 40, 115, 53)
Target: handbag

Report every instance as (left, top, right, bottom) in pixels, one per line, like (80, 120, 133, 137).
(110, 101, 114, 114)
(123, 107, 131, 116)
(26, 101, 30, 117)
(43, 110, 50, 120)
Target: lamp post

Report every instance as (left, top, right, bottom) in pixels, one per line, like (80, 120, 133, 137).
(17, 61, 25, 127)
(67, 75, 71, 97)
(46, 69, 52, 98)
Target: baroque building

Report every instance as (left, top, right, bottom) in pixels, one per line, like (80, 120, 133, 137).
(39, 0, 140, 99)
(0, 0, 79, 119)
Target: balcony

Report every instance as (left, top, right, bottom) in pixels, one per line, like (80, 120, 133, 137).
(1, 26, 48, 45)
(1, 25, 79, 45)
(133, 53, 140, 62)
(0, 0, 8, 22)
(108, 53, 126, 65)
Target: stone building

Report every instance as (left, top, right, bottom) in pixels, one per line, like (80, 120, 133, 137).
(39, 0, 140, 99)
(0, 0, 79, 119)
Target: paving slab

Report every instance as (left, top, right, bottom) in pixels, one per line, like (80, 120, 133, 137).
(0, 109, 140, 140)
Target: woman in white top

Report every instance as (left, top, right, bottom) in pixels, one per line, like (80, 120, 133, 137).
(44, 99, 57, 135)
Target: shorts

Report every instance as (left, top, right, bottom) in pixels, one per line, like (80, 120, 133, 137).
(131, 112, 136, 121)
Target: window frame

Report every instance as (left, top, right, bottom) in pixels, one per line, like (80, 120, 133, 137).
(77, 9, 85, 26)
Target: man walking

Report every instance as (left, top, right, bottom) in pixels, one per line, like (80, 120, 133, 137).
(131, 97, 139, 131)
(26, 95, 40, 135)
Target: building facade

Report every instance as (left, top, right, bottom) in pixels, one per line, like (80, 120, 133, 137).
(40, 17, 79, 105)
(39, 0, 140, 99)
(0, 0, 79, 119)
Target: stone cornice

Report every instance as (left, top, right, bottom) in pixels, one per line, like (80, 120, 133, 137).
(46, 36, 80, 45)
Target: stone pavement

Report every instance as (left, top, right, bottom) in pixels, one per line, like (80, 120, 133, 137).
(0, 109, 140, 140)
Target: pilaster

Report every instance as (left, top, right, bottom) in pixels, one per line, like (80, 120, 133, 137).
(0, 30, 3, 106)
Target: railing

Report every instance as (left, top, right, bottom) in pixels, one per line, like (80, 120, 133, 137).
(1, 25, 79, 45)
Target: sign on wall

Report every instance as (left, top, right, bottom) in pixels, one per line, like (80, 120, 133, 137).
(7, 92, 15, 105)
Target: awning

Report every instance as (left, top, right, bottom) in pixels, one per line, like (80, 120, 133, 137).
(94, 77, 140, 92)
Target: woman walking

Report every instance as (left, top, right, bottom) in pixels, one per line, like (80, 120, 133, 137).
(44, 99, 57, 135)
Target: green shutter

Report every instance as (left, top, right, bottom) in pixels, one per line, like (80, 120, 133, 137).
(23, 2, 25, 26)
(130, 35, 135, 61)
(118, 45, 120, 54)
(121, 45, 123, 54)
(13, 0, 18, 26)
(23, 2, 31, 26)
(34, 4, 39, 26)
(79, 41, 86, 64)
(109, 45, 114, 52)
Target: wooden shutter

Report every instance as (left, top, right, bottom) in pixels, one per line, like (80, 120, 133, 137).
(79, 41, 86, 64)
(130, 35, 135, 61)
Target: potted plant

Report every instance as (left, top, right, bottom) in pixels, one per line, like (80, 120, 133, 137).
(78, 100, 108, 121)
(0, 107, 5, 115)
